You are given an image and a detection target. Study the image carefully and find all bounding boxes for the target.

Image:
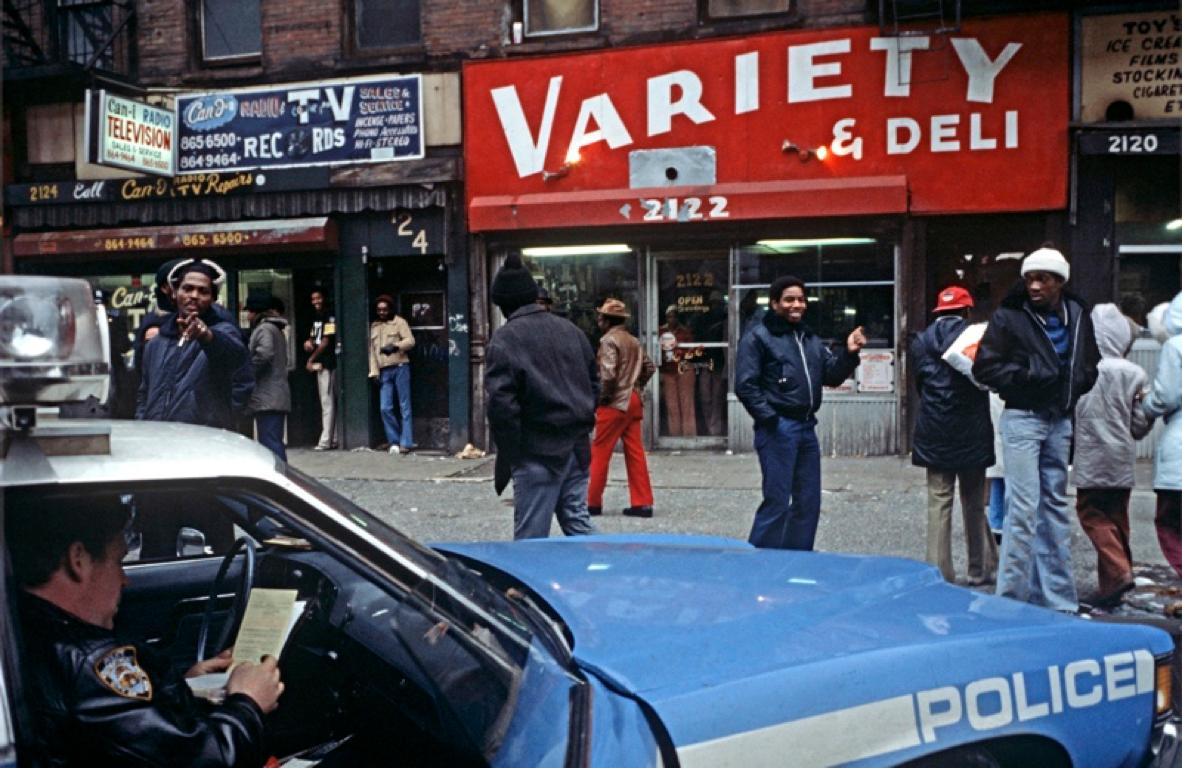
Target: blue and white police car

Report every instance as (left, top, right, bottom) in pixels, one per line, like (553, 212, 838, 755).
(0, 275, 1179, 767)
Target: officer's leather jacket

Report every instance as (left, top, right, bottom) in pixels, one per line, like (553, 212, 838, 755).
(17, 593, 266, 767)
(597, 325, 655, 412)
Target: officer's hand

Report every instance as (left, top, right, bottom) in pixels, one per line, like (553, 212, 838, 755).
(303, 339, 315, 353)
(846, 326, 867, 353)
(185, 648, 232, 678)
(227, 656, 284, 714)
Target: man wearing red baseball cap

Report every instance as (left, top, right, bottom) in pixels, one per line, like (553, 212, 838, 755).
(909, 284, 997, 586)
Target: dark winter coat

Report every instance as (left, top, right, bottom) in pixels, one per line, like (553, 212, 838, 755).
(485, 304, 600, 494)
(910, 315, 995, 470)
(972, 282, 1099, 417)
(247, 315, 291, 414)
(135, 308, 248, 430)
(735, 313, 860, 425)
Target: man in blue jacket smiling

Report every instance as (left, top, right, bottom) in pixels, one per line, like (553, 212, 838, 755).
(736, 275, 865, 550)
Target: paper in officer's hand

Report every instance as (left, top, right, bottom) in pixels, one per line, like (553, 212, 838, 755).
(232, 588, 302, 666)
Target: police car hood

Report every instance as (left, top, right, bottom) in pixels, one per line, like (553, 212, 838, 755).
(438, 536, 1172, 752)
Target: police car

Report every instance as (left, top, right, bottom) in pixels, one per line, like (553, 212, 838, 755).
(0, 275, 1179, 767)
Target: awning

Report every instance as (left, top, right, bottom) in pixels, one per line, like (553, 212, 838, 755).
(12, 217, 337, 259)
(468, 176, 909, 232)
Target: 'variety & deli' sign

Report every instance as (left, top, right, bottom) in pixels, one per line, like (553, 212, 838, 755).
(462, 14, 1069, 231)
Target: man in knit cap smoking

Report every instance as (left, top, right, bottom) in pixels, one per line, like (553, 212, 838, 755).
(484, 254, 600, 539)
(973, 245, 1099, 612)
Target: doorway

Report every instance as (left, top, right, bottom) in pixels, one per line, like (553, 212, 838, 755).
(367, 255, 449, 449)
(650, 250, 729, 449)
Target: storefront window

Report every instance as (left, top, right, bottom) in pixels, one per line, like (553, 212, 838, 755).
(517, 245, 639, 343)
(736, 238, 895, 349)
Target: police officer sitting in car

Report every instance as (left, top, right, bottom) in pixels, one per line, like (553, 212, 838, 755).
(7, 490, 283, 767)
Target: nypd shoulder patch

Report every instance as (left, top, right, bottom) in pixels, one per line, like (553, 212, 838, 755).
(94, 645, 153, 701)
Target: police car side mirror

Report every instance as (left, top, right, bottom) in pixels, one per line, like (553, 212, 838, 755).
(177, 527, 209, 558)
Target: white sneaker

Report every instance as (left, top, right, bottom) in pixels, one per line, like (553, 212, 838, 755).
(388, 445, 401, 455)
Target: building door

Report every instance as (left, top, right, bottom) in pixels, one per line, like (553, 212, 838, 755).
(367, 255, 449, 449)
(650, 250, 729, 449)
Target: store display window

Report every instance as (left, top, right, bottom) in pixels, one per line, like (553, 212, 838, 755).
(736, 238, 895, 349)
(516, 245, 640, 345)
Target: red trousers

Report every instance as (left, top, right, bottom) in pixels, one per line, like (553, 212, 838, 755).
(588, 391, 653, 508)
(1156, 490, 1182, 580)
(1076, 488, 1133, 596)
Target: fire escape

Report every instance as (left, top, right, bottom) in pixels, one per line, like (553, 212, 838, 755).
(3, 0, 136, 80)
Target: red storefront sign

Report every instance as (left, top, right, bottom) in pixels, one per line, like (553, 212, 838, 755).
(463, 14, 1069, 231)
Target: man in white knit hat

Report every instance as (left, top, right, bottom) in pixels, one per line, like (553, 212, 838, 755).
(973, 245, 1100, 612)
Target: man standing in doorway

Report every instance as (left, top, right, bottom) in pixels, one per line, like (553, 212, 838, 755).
(587, 299, 657, 518)
(485, 254, 599, 540)
(304, 289, 337, 451)
(369, 294, 416, 455)
(735, 275, 865, 550)
(973, 246, 1099, 612)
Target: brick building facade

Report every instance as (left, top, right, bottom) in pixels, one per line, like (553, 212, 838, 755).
(4, 0, 1179, 454)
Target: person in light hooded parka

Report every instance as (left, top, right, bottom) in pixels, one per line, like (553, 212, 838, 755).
(1142, 291, 1182, 578)
(1073, 303, 1153, 605)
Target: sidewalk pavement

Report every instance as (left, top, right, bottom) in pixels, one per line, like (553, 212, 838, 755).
(290, 445, 1155, 494)
(289, 446, 1164, 565)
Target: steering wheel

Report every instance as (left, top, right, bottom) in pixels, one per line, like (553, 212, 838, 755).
(196, 536, 256, 664)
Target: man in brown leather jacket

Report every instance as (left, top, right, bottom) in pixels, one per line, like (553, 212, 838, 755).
(587, 299, 657, 518)
(8, 490, 283, 767)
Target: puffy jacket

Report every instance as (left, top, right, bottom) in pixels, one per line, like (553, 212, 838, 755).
(135, 309, 247, 430)
(486, 304, 600, 493)
(247, 315, 291, 414)
(368, 315, 415, 376)
(1074, 304, 1152, 489)
(597, 325, 655, 412)
(735, 313, 860, 425)
(972, 282, 1099, 416)
(1143, 291, 1182, 490)
(909, 315, 994, 470)
(18, 593, 265, 768)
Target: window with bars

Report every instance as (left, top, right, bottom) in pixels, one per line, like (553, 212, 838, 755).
(200, 0, 261, 61)
(353, 0, 420, 50)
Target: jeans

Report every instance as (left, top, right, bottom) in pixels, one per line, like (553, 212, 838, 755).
(987, 479, 1007, 533)
(749, 416, 821, 550)
(512, 453, 598, 540)
(925, 468, 996, 582)
(378, 364, 413, 449)
(588, 392, 653, 509)
(254, 411, 287, 462)
(996, 409, 1077, 611)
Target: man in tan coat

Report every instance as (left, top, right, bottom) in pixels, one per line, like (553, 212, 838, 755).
(368, 294, 416, 455)
(587, 299, 656, 517)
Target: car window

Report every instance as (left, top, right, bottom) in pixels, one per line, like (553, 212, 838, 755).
(121, 487, 247, 562)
